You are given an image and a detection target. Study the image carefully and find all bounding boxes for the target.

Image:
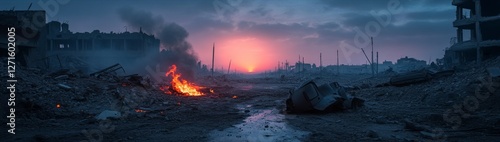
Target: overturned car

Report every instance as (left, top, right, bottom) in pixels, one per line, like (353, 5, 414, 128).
(286, 80, 364, 113)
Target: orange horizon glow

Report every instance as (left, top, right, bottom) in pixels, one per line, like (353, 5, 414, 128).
(247, 67, 254, 73)
(215, 37, 276, 73)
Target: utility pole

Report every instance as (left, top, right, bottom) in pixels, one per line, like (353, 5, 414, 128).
(371, 37, 374, 77)
(279, 61, 282, 71)
(211, 43, 215, 76)
(298, 55, 301, 73)
(302, 57, 304, 72)
(376, 52, 379, 74)
(285, 60, 288, 73)
(320, 53, 322, 73)
(227, 59, 231, 74)
(337, 50, 339, 75)
(282, 62, 284, 72)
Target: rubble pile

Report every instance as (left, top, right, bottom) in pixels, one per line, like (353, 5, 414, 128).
(349, 57, 500, 135)
(0, 66, 193, 121)
(2, 67, 131, 119)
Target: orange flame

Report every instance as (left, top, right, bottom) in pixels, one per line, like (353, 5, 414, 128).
(165, 65, 204, 96)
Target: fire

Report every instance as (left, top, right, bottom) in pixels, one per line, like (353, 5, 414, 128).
(56, 104, 61, 108)
(165, 65, 204, 96)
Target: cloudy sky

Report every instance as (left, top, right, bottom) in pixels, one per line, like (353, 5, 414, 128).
(2, 0, 456, 73)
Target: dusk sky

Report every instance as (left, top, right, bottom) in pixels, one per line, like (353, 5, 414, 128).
(2, 0, 456, 73)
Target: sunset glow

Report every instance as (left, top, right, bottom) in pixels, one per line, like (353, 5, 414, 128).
(247, 67, 254, 73)
(215, 37, 275, 73)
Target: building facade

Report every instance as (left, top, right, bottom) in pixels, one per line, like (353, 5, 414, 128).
(44, 21, 160, 71)
(446, 0, 500, 65)
(0, 10, 47, 67)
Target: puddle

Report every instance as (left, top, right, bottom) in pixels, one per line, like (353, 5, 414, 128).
(209, 107, 309, 142)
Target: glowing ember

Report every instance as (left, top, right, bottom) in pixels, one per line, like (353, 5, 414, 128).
(56, 104, 61, 108)
(165, 65, 204, 96)
(135, 109, 147, 113)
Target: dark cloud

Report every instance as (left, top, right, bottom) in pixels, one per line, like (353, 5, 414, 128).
(185, 16, 233, 32)
(249, 7, 272, 17)
(1, 0, 458, 66)
(405, 9, 455, 21)
(384, 21, 454, 38)
(118, 7, 164, 33)
(340, 12, 372, 28)
(320, 0, 393, 11)
(422, 0, 452, 6)
(317, 22, 341, 31)
(237, 22, 315, 39)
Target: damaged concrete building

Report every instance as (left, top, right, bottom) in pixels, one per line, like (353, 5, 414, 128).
(0, 10, 161, 72)
(445, 0, 500, 65)
(44, 21, 160, 71)
(394, 56, 427, 72)
(0, 10, 47, 67)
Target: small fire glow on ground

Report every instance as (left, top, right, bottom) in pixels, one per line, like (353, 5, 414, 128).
(160, 64, 212, 96)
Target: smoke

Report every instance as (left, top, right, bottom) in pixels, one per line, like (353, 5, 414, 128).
(117, 7, 199, 79)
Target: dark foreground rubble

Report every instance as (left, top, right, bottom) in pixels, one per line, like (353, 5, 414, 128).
(0, 57, 499, 141)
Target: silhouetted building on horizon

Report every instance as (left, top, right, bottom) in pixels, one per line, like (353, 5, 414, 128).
(395, 56, 426, 72)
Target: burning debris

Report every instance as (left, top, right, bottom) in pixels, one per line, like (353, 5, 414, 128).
(161, 64, 205, 96)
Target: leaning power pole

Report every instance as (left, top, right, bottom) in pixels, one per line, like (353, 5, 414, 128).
(211, 43, 215, 76)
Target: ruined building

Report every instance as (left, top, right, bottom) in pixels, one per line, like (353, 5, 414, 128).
(45, 21, 160, 71)
(394, 56, 426, 72)
(0, 10, 47, 67)
(445, 0, 500, 65)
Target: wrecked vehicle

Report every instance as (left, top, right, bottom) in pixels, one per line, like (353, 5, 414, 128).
(286, 80, 364, 113)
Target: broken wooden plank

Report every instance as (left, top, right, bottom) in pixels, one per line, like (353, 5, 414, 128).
(90, 63, 126, 77)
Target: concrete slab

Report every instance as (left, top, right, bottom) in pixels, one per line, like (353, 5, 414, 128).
(487, 67, 500, 78)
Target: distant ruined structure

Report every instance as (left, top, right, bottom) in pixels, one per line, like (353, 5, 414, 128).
(394, 56, 426, 72)
(0, 10, 47, 67)
(445, 0, 500, 65)
(1, 10, 162, 71)
(45, 21, 160, 70)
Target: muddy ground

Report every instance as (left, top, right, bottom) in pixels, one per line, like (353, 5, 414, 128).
(2, 59, 500, 142)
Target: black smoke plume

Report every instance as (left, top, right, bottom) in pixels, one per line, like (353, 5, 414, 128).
(118, 7, 198, 79)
